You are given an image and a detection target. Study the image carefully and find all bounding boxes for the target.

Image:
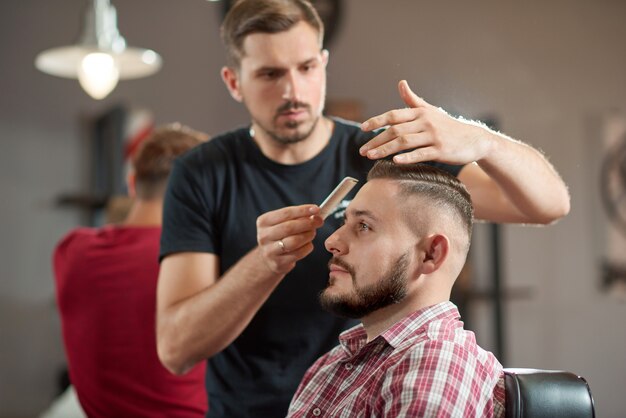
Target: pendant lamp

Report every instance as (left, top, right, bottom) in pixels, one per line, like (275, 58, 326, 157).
(35, 0, 162, 100)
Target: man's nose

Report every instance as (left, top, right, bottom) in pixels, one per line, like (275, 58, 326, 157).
(282, 71, 302, 102)
(325, 228, 346, 255)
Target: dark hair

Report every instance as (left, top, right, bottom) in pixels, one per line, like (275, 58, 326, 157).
(367, 160, 473, 246)
(133, 124, 208, 199)
(221, 0, 323, 67)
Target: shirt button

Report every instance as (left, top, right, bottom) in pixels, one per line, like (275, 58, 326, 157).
(344, 363, 353, 370)
(312, 407, 321, 416)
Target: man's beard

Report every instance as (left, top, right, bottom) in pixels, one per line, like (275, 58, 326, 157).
(255, 101, 320, 145)
(319, 253, 410, 319)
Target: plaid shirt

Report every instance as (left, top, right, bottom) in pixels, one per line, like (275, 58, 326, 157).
(287, 302, 505, 418)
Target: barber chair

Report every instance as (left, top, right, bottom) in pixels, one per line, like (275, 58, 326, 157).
(504, 368, 595, 418)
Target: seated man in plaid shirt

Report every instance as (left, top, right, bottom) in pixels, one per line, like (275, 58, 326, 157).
(287, 160, 505, 418)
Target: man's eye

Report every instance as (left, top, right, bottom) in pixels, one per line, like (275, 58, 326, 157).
(358, 222, 370, 232)
(260, 71, 278, 79)
(301, 61, 319, 73)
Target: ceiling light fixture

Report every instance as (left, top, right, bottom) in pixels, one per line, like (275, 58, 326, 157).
(35, 0, 162, 100)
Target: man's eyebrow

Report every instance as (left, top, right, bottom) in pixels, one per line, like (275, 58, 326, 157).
(254, 57, 320, 74)
(345, 209, 379, 223)
(253, 65, 284, 73)
(300, 57, 319, 66)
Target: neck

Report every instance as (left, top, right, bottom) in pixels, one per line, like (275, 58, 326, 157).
(123, 199, 163, 227)
(361, 280, 452, 343)
(250, 117, 333, 165)
(361, 303, 412, 343)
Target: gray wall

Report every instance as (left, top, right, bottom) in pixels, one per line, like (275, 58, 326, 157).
(1, 1, 625, 416)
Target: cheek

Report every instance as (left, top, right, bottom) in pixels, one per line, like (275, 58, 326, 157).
(348, 246, 385, 285)
(242, 88, 279, 119)
(241, 81, 277, 103)
(247, 86, 271, 105)
(310, 73, 326, 100)
(357, 241, 405, 284)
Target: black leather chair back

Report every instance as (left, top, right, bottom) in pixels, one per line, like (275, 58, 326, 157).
(504, 368, 595, 418)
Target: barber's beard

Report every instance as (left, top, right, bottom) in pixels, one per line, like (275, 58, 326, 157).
(256, 101, 320, 145)
(320, 253, 410, 319)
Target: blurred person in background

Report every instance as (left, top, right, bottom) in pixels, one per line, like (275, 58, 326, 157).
(53, 124, 209, 417)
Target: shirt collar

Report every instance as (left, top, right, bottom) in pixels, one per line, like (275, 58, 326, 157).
(338, 301, 460, 355)
(381, 301, 460, 348)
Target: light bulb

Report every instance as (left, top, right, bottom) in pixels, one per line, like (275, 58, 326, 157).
(77, 52, 119, 99)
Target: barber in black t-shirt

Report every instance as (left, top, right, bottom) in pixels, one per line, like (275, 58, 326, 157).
(156, 1, 570, 417)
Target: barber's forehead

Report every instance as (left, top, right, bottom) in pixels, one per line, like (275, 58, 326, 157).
(241, 21, 320, 52)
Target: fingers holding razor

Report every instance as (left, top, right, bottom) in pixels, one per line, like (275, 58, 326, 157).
(257, 204, 323, 274)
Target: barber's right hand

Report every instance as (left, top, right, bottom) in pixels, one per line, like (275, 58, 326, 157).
(256, 204, 323, 274)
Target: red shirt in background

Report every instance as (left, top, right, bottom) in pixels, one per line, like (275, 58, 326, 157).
(53, 226, 207, 418)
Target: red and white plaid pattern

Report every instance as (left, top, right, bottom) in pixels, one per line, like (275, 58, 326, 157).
(287, 302, 505, 417)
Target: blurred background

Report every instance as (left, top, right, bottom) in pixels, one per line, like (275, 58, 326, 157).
(1, 1, 625, 417)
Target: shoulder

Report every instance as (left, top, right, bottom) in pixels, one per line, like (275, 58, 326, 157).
(54, 227, 100, 253)
(170, 126, 252, 187)
(178, 126, 250, 167)
(331, 117, 377, 146)
(382, 312, 489, 386)
(394, 316, 482, 370)
(53, 227, 107, 274)
(396, 338, 470, 370)
(375, 338, 501, 415)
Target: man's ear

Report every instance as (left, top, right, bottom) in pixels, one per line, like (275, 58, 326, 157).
(221, 66, 243, 102)
(420, 234, 449, 274)
(127, 172, 136, 199)
(321, 49, 329, 67)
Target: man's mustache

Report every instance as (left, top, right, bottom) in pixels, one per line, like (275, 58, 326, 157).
(277, 101, 310, 113)
(328, 256, 356, 278)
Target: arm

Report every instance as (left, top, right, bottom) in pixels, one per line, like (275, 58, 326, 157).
(360, 80, 570, 224)
(157, 204, 323, 375)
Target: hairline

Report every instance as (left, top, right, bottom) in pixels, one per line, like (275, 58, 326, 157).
(221, 0, 324, 68)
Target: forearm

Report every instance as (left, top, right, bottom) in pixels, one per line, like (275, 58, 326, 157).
(158, 247, 284, 374)
(472, 128, 570, 224)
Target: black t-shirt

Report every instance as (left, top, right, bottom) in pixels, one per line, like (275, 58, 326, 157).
(160, 118, 462, 417)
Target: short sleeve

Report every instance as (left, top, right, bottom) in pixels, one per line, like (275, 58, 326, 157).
(159, 158, 218, 260)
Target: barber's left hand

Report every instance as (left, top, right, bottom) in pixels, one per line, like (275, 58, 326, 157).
(359, 80, 494, 165)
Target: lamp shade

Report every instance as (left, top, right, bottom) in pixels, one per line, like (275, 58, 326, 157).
(35, 0, 162, 99)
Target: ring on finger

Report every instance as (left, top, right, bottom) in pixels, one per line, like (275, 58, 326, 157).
(277, 239, 286, 253)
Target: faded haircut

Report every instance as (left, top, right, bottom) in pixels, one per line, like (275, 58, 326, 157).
(133, 124, 208, 200)
(367, 160, 474, 250)
(220, 0, 324, 68)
